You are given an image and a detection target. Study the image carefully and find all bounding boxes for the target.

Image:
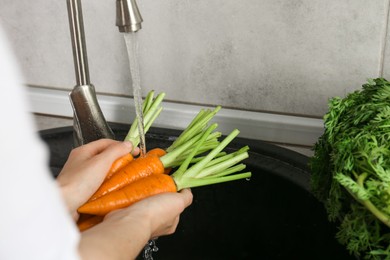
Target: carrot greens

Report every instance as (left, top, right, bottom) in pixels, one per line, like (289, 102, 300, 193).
(310, 78, 390, 259)
(157, 106, 222, 168)
(77, 102, 251, 225)
(170, 128, 251, 191)
(124, 90, 165, 147)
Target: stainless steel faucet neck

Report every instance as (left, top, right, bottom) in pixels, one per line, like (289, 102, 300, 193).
(66, 0, 115, 146)
(65, 0, 143, 146)
(116, 0, 143, 33)
(67, 0, 90, 86)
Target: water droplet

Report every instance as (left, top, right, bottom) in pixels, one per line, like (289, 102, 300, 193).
(142, 239, 158, 260)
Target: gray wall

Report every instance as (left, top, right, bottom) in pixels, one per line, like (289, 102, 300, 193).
(0, 0, 389, 118)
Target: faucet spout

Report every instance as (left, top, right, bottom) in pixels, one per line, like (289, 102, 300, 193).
(65, 0, 143, 146)
(116, 0, 143, 33)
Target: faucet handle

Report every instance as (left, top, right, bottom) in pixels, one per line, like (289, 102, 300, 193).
(116, 0, 143, 33)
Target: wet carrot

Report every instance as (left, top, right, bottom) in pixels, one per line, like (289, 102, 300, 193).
(89, 155, 165, 201)
(78, 149, 166, 230)
(78, 173, 177, 216)
(105, 153, 134, 180)
(146, 147, 166, 157)
(77, 215, 104, 231)
(105, 148, 163, 181)
(146, 148, 172, 174)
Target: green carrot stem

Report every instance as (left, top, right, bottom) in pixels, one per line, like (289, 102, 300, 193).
(161, 107, 251, 191)
(201, 146, 249, 169)
(170, 151, 227, 168)
(127, 120, 139, 142)
(175, 172, 252, 190)
(354, 172, 390, 228)
(174, 134, 221, 159)
(144, 107, 163, 132)
(179, 107, 220, 143)
(188, 152, 227, 164)
(174, 123, 218, 177)
(204, 164, 247, 179)
(176, 129, 240, 179)
(124, 91, 165, 146)
(159, 131, 204, 168)
(143, 90, 155, 113)
(360, 198, 390, 228)
(173, 146, 247, 173)
(143, 92, 165, 126)
(186, 109, 207, 130)
(196, 151, 249, 178)
(167, 106, 221, 152)
(127, 91, 154, 138)
(127, 108, 163, 147)
(176, 142, 220, 160)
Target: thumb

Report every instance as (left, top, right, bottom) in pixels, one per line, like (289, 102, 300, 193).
(94, 141, 136, 169)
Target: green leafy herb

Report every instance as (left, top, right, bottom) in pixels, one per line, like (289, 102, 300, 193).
(310, 78, 390, 259)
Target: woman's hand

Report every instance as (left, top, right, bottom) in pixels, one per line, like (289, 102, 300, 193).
(55, 138, 193, 260)
(56, 139, 139, 219)
(79, 188, 193, 260)
(105, 188, 193, 238)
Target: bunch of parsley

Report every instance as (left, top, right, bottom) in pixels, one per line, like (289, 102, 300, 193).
(310, 78, 390, 259)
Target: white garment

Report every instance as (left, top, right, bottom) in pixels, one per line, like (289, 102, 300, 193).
(0, 26, 81, 259)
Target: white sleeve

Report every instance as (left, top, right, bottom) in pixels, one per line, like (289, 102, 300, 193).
(0, 26, 81, 260)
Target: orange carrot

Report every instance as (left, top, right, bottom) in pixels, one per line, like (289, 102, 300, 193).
(77, 150, 169, 230)
(89, 155, 165, 201)
(78, 149, 167, 229)
(146, 147, 167, 157)
(105, 149, 163, 181)
(105, 153, 134, 180)
(78, 173, 177, 216)
(146, 148, 172, 174)
(88, 128, 212, 202)
(77, 215, 104, 231)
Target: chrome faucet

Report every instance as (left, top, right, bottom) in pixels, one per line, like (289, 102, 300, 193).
(66, 0, 143, 146)
(116, 0, 143, 33)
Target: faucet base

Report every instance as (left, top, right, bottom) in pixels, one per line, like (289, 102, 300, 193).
(69, 84, 115, 145)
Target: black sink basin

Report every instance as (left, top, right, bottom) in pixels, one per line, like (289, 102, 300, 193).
(39, 123, 353, 260)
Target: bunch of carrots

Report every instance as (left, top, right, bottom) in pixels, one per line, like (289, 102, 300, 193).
(76, 91, 251, 231)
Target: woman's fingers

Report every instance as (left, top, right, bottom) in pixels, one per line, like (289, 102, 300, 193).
(57, 139, 138, 217)
(71, 139, 122, 159)
(178, 188, 193, 208)
(93, 141, 134, 166)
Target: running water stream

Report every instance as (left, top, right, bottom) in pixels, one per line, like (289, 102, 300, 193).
(124, 33, 147, 156)
(124, 33, 158, 260)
